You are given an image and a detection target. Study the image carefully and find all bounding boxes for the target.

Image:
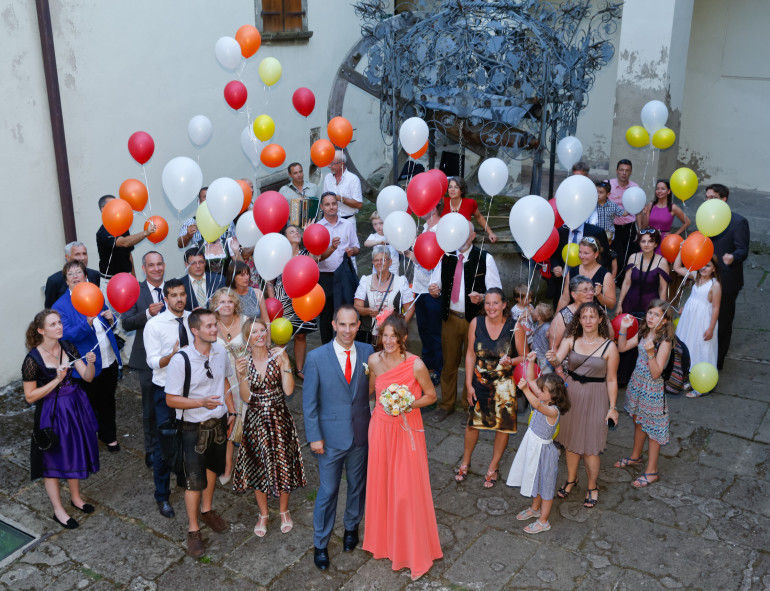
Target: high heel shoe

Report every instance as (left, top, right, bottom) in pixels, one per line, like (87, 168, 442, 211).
(253, 514, 268, 537)
(557, 479, 578, 499)
(279, 510, 293, 533)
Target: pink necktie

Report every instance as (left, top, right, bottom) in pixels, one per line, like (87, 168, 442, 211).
(450, 253, 464, 303)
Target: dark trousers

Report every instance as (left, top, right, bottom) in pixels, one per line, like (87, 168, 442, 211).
(415, 294, 443, 372)
(83, 360, 119, 444)
(613, 222, 638, 283)
(717, 290, 739, 369)
(318, 272, 336, 344)
(152, 385, 174, 503)
(138, 367, 156, 456)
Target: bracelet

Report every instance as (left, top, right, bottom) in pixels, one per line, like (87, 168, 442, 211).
(227, 412, 236, 417)
(609, 406, 617, 410)
(619, 332, 627, 337)
(283, 369, 292, 374)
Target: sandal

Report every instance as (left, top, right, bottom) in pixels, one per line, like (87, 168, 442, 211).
(583, 488, 599, 509)
(685, 390, 707, 398)
(516, 507, 541, 521)
(454, 464, 470, 482)
(253, 514, 268, 537)
(483, 469, 500, 489)
(614, 456, 643, 469)
(632, 472, 659, 488)
(279, 510, 293, 534)
(557, 479, 578, 499)
(523, 520, 551, 534)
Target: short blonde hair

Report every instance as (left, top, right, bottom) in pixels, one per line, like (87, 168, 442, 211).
(210, 287, 242, 318)
(370, 210, 381, 221)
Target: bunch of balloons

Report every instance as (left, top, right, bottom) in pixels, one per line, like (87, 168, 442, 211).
(626, 100, 676, 149)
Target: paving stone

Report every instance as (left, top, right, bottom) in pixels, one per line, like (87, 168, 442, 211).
(756, 411, 770, 444)
(612, 489, 709, 535)
(340, 554, 410, 590)
(39, 566, 97, 590)
(698, 432, 770, 481)
(714, 359, 770, 402)
(271, 546, 363, 591)
(506, 545, 588, 590)
(431, 508, 486, 576)
(674, 394, 765, 439)
(0, 496, 54, 537)
(0, 563, 55, 591)
(723, 476, 770, 518)
(0, 457, 29, 497)
(155, 557, 254, 590)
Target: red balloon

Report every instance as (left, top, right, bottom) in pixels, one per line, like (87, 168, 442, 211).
(303, 223, 331, 256)
(260, 143, 286, 168)
(292, 284, 326, 322)
(281, 255, 320, 299)
(310, 139, 335, 168)
(224, 80, 248, 110)
(407, 172, 442, 217)
(413, 231, 443, 270)
(102, 198, 134, 237)
(71, 282, 104, 317)
(513, 360, 542, 384)
(532, 228, 559, 263)
(127, 131, 154, 165)
(264, 297, 284, 321)
(660, 234, 684, 263)
(253, 191, 290, 234)
(327, 116, 353, 148)
(611, 314, 639, 341)
(106, 272, 140, 313)
(680, 231, 714, 270)
(292, 87, 316, 117)
(549, 198, 564, 228)
(426, 169, 448, 196)
(144, 216, 168, 244)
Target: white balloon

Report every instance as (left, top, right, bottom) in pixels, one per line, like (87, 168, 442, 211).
(207, 177, 243, 226)
(436, 212, 471, 252)
(555, 175, 598, 229)
(240, 126, 260, 169)
(399, 117, 429, 155)
(509, 195, 555, 259)
(478, 158, 509, 196)
(188, 115, 212, 148)
(161, 156, 203, 212)
(235, 214, 263, 248)
(383, 211, 416, 252)
(254, 233, 292, 281)
(622, 186, 647, 216)
(376, 186, 408, 221)
(556, 136, 583, 171)
(214, 36, 241, 71)
(641, 100, 668, 135)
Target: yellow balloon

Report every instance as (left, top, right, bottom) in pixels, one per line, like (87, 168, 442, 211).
(195, 202, 228, 243)
(562, 243, 580, 267)
(270, 317, 293, 345)
(695, 199, 731, 237)
(673, 317, 679, 327)
(253, 114, 275, 142)
(626, 125, 649, 148)
(652, 127, 676, 150)
(258, 57, 282, 87)
(670, 167, 698, 201)
(689, 362, 718, 393)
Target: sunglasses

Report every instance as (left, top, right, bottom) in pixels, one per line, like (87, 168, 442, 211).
(639, 229, 659, 236)
(580, 236, 598, 246)
(204, 359, 213, 380)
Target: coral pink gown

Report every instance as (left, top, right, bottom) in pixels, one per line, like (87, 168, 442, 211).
(363, 355, 443, 578)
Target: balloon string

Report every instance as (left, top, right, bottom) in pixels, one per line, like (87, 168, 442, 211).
(65, 314, 122, 366)
(472, 194, 495, 279)
(141, 164, 153, 218)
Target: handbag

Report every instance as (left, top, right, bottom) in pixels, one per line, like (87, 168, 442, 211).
(157, 351, 190, 473)
(228, 400, 246, 445)
(33, 347, 63, 451)
(356, 274, 395, 345)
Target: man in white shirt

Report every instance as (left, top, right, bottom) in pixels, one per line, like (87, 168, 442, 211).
(165, 308, 235, 558)
(428, 221, 502, 421)
(322, 150, 362, 229)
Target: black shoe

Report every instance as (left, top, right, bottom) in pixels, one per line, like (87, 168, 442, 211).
(313, 546, 330, 570)
(157, 500, 175, 518)
(429, 370, 441, 386)
(106, 443, 120, 453)
(431, 408, 453, 422)
(52, 514, 79, 529)
(70, 501, 95, 514)
(145, 453, 152, 469)
(343, 527, 359, 551)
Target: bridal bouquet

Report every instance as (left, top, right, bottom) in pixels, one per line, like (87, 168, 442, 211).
(379, 383, 415, 416)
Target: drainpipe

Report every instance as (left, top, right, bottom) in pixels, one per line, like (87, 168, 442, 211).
(36, 0, 76, 242)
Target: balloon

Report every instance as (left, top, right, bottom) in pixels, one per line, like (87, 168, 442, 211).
(399, 117, 429, 154)
(196, 202, 228, 243)
(310, 139, 335, 168)
(292, 284, 326, 323)
(508, 195, 555, 259)
(260, 143, 286, 168)
(241, 126, 260, 168)
(555, 174, 598, 229)
(376, 186, 408, 220)
(626, 125, 650, 148)
(622, 186, 647, 216)
(106, 272, 140, 313)
(102, 198, 133, 237)
(436, 212, 470, 252)
(119, 179, 148, 211)
(144, 216, 168, 244)
(235, 213, 263, 248)
(548, 198, 564, 228)
(652, 127, 676, 150)
(71, 282, 104, 318)
(640, 100, 668, 135)
(282, 255, 320, 298)
(689, 362, 718, 393)
(292, 87, 315, 117)
(680, 231, 714, 270)
(214, 36, 241, 71)
(533, 228, 559, 263)
(611, 314, 639, 341)
(224, 80, 248, 110)
(303, 223, 331, 256)
(478, 157, 509, 196)
(409, 141, 428, 159)
(254, 233, 292, 280)
(253, 191, 290, 234)
(556, 136, 583, 171)
(258, 57, 282, 86)
(413, 231, 443, 270)
(383, 211, 417, 252)
(253, 114, 275, 142)
(327, 117, 353, 148)
(270, 317, 293, 345)
(696, 199, 731, 237)
(562, 243, 580, 267)
(426, 169, 448, 196)
(670, 167, 698, 201)
(235, 25, 261, 58)
(236, 179, 253, 214)
(673, 318, 679, 328)
(207, 177, 243, 226)
(265, 297, 283, 321)
(513, 360, 541, 384)
(660, 234, 684, 263)
(161, 156, 203, 211)
(187, 115, 213, 148)
(127, 131, 154, 165)
(406, 172, 442, 217)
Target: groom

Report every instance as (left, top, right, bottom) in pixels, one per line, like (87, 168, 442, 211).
(303, 305, 374, 570)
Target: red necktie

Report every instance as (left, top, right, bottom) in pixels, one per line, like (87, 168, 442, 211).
(344, 350, 352, 384)
(450, 253, 464, 303)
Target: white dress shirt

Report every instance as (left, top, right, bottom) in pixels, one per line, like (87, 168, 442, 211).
(94, 318, 117, 368)
(323, 170, 363, 219)
(317, 216, 360, 272)
(332, 338, 357, 377)
(145, 281, 165, 320)
(144, 310, 192, 386)
(429, 246, 502, 314)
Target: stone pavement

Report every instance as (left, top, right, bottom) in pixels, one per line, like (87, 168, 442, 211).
(0, 254, 768, 591)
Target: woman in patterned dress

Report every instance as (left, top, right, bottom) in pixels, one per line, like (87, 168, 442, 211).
(232, 318, 306, 537)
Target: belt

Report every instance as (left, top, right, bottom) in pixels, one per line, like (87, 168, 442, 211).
(567, 370, 605, 384)
(181, 416, 226, 430)
(449, 310, 466, 319)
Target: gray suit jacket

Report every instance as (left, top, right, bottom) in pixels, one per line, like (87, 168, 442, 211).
(121, 281, 158, 369)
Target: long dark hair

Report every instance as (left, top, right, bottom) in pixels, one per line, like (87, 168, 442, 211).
(566, 301, 611, 339)
(637, 299, 676, 344)
(26, 309, 60, 350)
(656, 179, 673, 211)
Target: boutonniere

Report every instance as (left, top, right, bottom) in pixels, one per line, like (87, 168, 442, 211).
(363, 363, 369, 376)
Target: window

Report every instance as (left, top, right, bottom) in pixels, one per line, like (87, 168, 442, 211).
(257, 0, 313, 43)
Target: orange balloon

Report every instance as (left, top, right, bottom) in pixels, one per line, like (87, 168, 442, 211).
(292, 283, 326, 322)
(680, 231, 714, 270)
(660, 234, 684, 263)
(327, 116, 353, 148)
(144, 216, 168, 244)
(235, 25, 261, 58)
(409, 141, 429, 159)
(102, 198, 134, 237)
(71, 282, 104, 317)
(236, 179, 253, 214)
(310, 139, 335, 168)
(260, 144, 286, 168)
(119, 179, 148, 211)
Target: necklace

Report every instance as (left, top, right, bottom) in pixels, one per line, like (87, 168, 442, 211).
(450, 198, 461, 213)
(218, 317, 237, 341)
(39, 342, 60, 359)
(581, 335, 601, 345)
